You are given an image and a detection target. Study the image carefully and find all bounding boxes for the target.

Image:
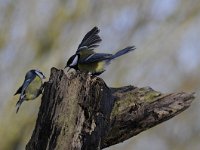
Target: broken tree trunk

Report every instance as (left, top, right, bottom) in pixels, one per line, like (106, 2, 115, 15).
(26, 67, 195, 150)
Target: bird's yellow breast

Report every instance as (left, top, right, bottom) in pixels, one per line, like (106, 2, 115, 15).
(25, 76, 42, 100)
(78, 61, 106, 74)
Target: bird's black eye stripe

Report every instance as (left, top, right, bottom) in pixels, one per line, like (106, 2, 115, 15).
(39, 71, 44, 76)
(40, 72, 45, 78)
(34, 69, 45, 78)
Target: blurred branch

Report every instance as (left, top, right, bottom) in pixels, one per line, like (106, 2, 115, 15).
(26, 68, 195, 150)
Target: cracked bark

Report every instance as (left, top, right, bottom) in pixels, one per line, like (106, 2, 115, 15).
(26, 67, 195, 150)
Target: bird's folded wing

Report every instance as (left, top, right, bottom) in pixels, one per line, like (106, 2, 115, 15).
(14, 86, 23, 95)
(79, 53, 112, 63)
(20, 77, 35, 98)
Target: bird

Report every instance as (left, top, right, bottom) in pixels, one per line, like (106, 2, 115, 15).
(14, 69, 46, 113)
(65, 26, 136, 75)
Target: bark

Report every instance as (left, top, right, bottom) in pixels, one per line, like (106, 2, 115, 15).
(26, 67, 195, 150)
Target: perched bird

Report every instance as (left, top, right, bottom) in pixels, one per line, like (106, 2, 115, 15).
(14, 69, 46, 113)
(65, 26, 136, 75)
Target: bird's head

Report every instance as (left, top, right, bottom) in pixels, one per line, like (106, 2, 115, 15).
(65, 54, 79, 71)
(34, 69, 46, 79)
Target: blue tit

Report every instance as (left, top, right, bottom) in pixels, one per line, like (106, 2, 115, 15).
(65, 26, 136, 75)
(14, 69, 46, 113)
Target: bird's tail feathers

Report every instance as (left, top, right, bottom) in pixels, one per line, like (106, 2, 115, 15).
(111, 46, 136, 59)
(16, 97, 24, 113)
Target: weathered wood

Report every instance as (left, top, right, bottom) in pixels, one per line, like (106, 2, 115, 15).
(102, 86, 194, 148)
(26, 68, 195, 150)
(26, 68, 114, 150)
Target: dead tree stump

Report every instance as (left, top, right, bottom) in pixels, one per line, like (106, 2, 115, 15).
(26, 67, 195, 150)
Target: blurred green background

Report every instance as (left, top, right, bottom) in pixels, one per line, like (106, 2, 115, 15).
(0, 0, 200, 150)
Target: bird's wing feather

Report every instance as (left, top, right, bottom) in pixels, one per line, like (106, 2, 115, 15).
(77, 27, 102, 52)
(14, 85, 23, 95)
(79, 53, 112, 63)
(20, 76, 36, 99)
(15, 78, 33, 113)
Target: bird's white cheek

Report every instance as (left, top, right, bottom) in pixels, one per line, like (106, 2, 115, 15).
(70, 55, 78, 66)
(35, 71, 45, 79)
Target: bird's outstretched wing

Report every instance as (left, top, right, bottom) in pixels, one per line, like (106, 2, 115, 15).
(79, 53, 112, 63)
(77, 27, 102, 52)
